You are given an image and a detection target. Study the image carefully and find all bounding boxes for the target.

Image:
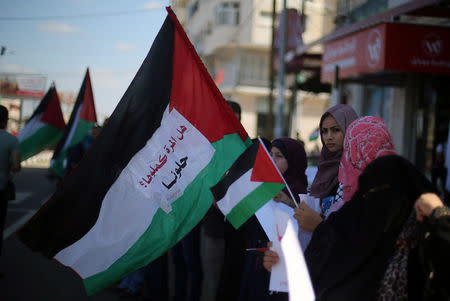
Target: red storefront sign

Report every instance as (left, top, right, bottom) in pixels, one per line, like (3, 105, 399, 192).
(321, 23, 450, 82)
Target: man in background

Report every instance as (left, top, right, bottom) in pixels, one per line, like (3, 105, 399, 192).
(0, 105, 21, 276)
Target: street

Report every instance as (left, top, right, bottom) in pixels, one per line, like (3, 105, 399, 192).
(0, 167, 121, 300)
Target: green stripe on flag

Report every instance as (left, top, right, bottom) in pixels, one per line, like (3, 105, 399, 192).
(226, 182, 285, 229)
(52, 120, 95, 177)
(83, 133, 249, 295)
(20, 125, 63, 161)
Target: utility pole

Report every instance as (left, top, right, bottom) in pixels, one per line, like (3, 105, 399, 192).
(266, 0, 276, 140)
(0, 46, 6, 71)
(0, 46, 5, 104)
(331, 65, 340, 106)
(274, 0, 287, 138)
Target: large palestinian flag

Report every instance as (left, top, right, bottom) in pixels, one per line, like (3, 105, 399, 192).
(50, 68, 97, 178)
(211, 138, 285, 229)
(17, 8, 249, 295)
(18, 86, 65, 161)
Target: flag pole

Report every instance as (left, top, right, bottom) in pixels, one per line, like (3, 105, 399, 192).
(257, 137, 299, 208)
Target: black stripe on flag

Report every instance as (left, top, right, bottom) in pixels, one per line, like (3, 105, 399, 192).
(27, 86, 54, 121)
(51, 72, 88, 161)
(210, 140, 259, 202)
(17, 16, 175, 258)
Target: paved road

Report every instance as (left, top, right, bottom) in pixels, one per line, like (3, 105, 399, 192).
(0, 167, 122, 300)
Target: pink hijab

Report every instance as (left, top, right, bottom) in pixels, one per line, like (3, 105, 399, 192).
(338, 116, 397, 203)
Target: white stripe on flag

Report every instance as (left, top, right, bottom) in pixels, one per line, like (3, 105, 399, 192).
(62, 105, 82, 151)
(54, 106, 215, 278)
(216, 169, 262, 216)
(18, 113, 45, 142)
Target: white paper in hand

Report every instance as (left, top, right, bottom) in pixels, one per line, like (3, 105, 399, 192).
(298, 194, 321, 251)
(269, 207, 291, 292)
(282, 219, 315, 301)
(255, 200, 299, 242)
(255, 200, 276, 242)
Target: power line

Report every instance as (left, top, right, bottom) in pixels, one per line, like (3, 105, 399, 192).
(0, 7, 164, 21)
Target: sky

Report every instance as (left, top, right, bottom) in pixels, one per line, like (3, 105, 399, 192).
(0, 0, 172, 121)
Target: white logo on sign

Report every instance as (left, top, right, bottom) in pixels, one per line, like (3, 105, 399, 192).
(422, 33, 442, 57)
(366, 29, 382, 68)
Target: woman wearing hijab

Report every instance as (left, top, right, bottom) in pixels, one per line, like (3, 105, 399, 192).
(264, 117, 450, 300)
(238, 137, 308, 301)
(264, 116, 395, 267)
(304, 152, 441, 301)
(294, 104, 357, 232)
(297, 116, 443, 300)
(271, 137, 308, 207)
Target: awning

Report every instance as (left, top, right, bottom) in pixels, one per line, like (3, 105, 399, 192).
(321, 22, 450, 82)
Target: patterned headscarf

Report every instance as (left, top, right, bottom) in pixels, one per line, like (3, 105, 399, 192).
(338, 116, 396, 202)
(310, 104, 358, 199)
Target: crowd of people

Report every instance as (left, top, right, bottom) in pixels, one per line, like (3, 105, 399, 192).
(1, 99, 449, 300)
(111, 101, 449, 301)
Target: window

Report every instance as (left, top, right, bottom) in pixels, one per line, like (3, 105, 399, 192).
(238, 53, 268, 86)
(260, 11, 272, 18)
(256, 97, 289, 137)
(187, 0, 199, 19)
(363, 86, 391, 125)
(216, 2, 240, 25)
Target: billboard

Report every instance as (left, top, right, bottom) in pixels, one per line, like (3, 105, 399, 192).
(0, 73, 47, 98)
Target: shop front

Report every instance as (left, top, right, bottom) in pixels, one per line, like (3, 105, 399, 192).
(321, 22, 450, 174)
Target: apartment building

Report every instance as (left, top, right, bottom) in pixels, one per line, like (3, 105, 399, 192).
(171, 0, 338, 153)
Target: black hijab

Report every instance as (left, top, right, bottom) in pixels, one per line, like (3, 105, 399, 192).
(271, 137, 308, 203)
(305, 155, 436, 301)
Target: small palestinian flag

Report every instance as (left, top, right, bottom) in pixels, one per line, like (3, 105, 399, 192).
(50, 68, 97, 178)
(18, 85, 65, 161)
(211, 138, 286, 229)
(17, 8, 249, 296)
(309, 128, 319, 141)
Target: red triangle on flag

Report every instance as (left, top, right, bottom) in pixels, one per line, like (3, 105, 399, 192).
(251, 143, 284, 183)
(80, 69, 97, 123)
(40, 88, 65, 130)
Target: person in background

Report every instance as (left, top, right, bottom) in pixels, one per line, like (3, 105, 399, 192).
(65, 124, 102, 176)
(270, 137, 308, 208)
(301, 154, 435, 301)
(239, 137, 308, 301)
(201, 100, 242, 301)
(264, 116, 396, 268)
(116, 252, 169, 300)
(296, 104, 357, 233)
(264, 116, 450, 300)
(0, 105, 21, 277)
(413, 192, 450, 300)
(171, 224, 202, 301)
(237, 138, 272, 301)
(431, 137, 447, 199)
(215, 100, 250, 301)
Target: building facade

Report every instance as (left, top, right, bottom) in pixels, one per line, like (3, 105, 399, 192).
(286, 0, 450, 174)
(171, 0, 338, 153)
(325, 0, 449, 174)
